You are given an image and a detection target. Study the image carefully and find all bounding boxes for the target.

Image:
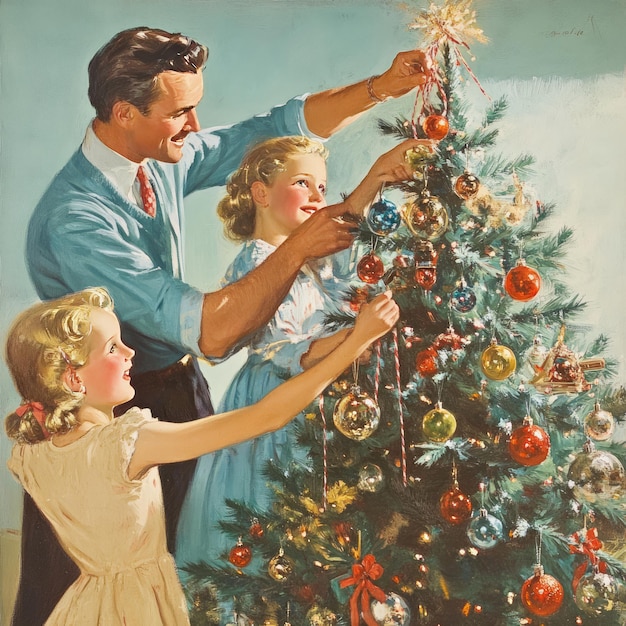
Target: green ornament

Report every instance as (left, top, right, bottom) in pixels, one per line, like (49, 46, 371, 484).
(422, 403, 457, 442)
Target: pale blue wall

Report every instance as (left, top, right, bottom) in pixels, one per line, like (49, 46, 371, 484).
(1, 0, 625, 535)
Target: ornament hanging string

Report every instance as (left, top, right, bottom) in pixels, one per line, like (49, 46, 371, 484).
(392, 327, 408, 486)
(408, 0, 490, 134)
(340, 553, 387, 626)
(373, 340, 382, 403)
(535, 528, 543, 566)
(318, 395, 328, 511)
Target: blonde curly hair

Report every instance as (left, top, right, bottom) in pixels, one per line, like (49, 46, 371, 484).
(217, 136, 328, 242)
(5, 287, 114, 444)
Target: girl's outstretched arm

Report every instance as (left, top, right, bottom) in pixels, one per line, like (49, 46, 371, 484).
(128, 291, 399, 479)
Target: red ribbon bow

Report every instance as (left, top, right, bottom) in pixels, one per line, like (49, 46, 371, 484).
(340, 554, 387, 626)
(569, 527, 606, 591)
(16, 401, 50, 439)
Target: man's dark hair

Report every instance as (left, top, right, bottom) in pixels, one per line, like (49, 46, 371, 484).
(88, 27, 209, 121)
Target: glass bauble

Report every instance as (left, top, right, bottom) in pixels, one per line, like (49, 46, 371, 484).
(357, 463, 385, 492)
(466, 509, 503, 549)
(333, 520, 358, 547)
(228, 538, 252, 567)
(567, 444, 625, 500)
(451, 282, 477, 313)
(267, 549, 294, 582)
(370, 592, 411, 625)
(333, 387, 380, 441)
(249, 519, 265, 539)
(508, 418, 550, 466)
(527, 335, 548, 368)
(357, 253, 385, 284)
(416, 347, 438, 377)
(422, 404, 456, 442)
(439, 485, 473, 524)
(521, 565, 564, 617)
(549, 352, 579, 383)
(414, 239, 438, 266)
(403, 193, 449, 240)
(504, 261, 541, 301)
(414, 267, 437, 290)
(433, 328, 464, 351)
(306, 605, 338, 626)
(413, 240, 438, 289)
(366, 198, 402, 236)
(574, 571, 618, 615)
(422, 114, 449, 140)
(481, 341, 517, 380)
(584, 403, 615, 442)
(454, 171, 480, 199)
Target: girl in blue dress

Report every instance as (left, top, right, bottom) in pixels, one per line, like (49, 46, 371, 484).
(176, 135, 434, 575)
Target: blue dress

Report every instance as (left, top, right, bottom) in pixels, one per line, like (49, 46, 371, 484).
(175, 239, 354, 571)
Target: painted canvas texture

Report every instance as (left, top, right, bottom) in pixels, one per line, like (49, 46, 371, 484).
(1, 0, 625, 622)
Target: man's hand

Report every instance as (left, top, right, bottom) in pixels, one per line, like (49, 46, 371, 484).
(283, 203, 355, 264)
(371, 49, 434, 100)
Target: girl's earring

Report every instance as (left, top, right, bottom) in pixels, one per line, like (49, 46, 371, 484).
(79, 383, 86, 395)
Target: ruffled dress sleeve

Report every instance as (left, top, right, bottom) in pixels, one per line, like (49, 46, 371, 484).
(223, 240, 350, 377)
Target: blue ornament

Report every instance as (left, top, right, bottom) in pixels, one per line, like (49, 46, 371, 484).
(451, 283, 477, 313)
(366, 198, 401, 236)
(466, 509, 503, 549)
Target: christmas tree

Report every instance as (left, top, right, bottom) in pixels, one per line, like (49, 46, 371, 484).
(183, 2, 626, 624)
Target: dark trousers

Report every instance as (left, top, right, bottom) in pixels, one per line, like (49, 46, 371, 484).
(10, 356, 213, 626)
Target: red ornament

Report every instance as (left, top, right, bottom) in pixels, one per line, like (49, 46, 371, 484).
(249, 519, 265, 540)
(521, 565, 564, 617)
(357, 253, 385, 284)
(454, 171, 480, 199)
(333, 521, 357, 547)
(509, 418, 550, 466)
(295, 583, 318, 604)
(439, 485, 473, 524)
(433, 328, 464, 351)
(416, 347, 439, 377)
(422, 114, 449, 140)
(414, 267, 437, 290)
(228, 538, 252, 568)
(504, 261, 541, 301)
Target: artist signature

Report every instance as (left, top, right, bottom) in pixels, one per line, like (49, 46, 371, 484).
(545, 15, 599, 38)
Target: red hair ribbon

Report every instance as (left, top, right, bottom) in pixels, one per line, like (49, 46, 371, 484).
(16, 401, 50, 439)
(569, 527, 606, 591)
(340, 553, 387, 626)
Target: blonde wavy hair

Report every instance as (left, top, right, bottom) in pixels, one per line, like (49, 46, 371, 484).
(5, 287, 114, 444)
(217, 136, 328, 242)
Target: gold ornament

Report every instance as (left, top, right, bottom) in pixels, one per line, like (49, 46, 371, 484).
(267, 548, 294, 582)
(422, 402, 457, 442)
(480, 339, 517, 381)
(402, 191, 449, 240)
(464, 173, 531, 228)
(530, 326, 605, 394)
(333, 386, 380, 441)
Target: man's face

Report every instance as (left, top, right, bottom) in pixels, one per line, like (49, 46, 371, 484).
(125, 70, 204, 163)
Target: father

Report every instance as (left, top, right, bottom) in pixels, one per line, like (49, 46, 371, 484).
(18, 26, 431, 625)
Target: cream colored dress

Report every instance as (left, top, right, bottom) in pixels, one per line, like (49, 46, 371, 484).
(8, 408, 189, 626)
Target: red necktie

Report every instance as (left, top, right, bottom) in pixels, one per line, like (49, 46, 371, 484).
(136, 165, 157, 217)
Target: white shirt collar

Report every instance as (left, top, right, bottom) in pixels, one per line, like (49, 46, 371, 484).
(81, 122, 142, 205)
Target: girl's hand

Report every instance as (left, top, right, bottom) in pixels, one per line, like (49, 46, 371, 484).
(342, 139, 437, 217)
(369, 138, 437, 184)
(352, 290, 399, 344)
